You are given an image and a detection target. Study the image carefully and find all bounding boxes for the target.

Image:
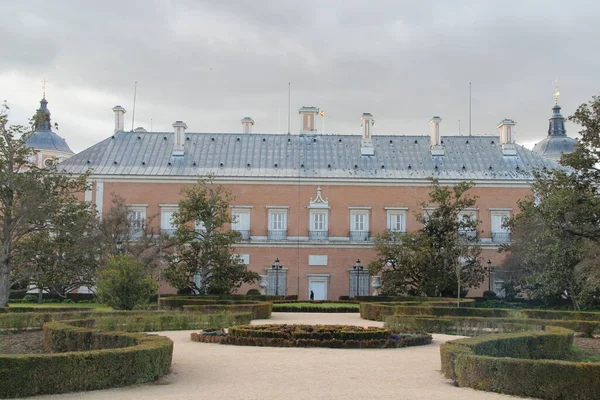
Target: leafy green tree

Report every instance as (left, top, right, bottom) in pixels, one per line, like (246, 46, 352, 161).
(370, 179, 484, 298)
(504, 94, 600, 309)
(164, 176, 259, 294)
(96, 254, 157, 310)
(0, 103, 89, 306)
(12, 200, 101, 301)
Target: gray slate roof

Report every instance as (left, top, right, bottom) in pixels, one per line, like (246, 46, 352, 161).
(59, 131, 561, 181)
(25, 130, 74, 154)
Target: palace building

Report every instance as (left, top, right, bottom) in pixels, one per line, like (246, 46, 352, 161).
(29, 96, 575, 300)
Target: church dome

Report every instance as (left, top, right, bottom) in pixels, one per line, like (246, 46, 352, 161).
(24, 97, 74, 154)
(532, 103, 576, 162)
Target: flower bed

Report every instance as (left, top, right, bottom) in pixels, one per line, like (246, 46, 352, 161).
(191, 324, 432, 349)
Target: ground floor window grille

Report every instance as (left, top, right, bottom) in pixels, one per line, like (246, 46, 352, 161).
(349, 271, 370, 297)
(266, 269, 287, 296)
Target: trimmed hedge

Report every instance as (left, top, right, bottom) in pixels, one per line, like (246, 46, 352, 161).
(0, 307, 94, 313)
(0, 319, 173, 398)
(192, 324, 432, 349)
(181, 302, 272, 319)
(440, 327, 600, 399)
(0, 310, 253, 331)
(359, 300, 476, 321)
(272, 302, 359, 313)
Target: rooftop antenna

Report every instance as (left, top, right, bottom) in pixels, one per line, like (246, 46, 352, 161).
(150, 118, 153, 132)
(131, 81, 137, 131)
(287, 83, 291, 134)
(469, 82, 472, 136)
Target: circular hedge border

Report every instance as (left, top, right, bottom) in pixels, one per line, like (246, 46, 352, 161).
(191, 324, 432, 349)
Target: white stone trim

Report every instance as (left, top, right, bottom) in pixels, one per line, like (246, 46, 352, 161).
(266, 205, 290, 209)
(96, 181, 104, 214)
(489, 207, 513, 211)
(306, 273, 331, 277)
(348, 206, 372, 210)
(127, 204, 149, 207)
(159, 203, 179, 207)
(230, 205, 253, 209)
(308, 255, 328, 266)
(384, 206, 409, 210)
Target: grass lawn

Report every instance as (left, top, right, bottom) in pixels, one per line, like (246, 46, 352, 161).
(274, 302, 359, 309)
(7, 303, 112, 310)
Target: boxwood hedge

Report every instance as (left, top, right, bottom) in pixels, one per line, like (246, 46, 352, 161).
(440, 327, 600, 399)
(0, 319, 173, 398)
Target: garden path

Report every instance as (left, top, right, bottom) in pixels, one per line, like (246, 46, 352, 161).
(36, 313, 527, 400)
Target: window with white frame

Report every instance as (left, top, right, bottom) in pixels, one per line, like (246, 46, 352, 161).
(386, 210, 407, 233)
(268, 208, 288, 240)
(350, 209, 370, 240)
(127, 206, 147, 238)
(160, 207, 178, 236)
(266, 269, 288, 296)
(458, 211, 477, 241)
(231, 208, 251, 240)
(491, 211, 511, 242)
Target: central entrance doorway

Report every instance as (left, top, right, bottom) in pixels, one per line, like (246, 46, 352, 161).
(308, 277, 328, 300)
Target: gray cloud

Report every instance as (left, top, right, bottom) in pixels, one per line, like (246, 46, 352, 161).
(1, 0, 598, 152)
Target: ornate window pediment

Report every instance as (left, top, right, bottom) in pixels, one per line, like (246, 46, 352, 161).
(308, 186, 330, 209)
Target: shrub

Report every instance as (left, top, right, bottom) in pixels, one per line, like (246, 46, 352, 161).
(61, 299, 73, 304)
(182, 302, 272, 319)
(0, 319, 173, 398)
(21, 295, 38, 303)
(440, 328, 600, 399)
(43, 299, 61, 303)
(0, 309, 252, 331)
(273, 303, 359, 313)
(192, 324, 432, 349)
(96, 254, 158, 310)
(246, 289, 261, 295)
(482, 290, 497, 299)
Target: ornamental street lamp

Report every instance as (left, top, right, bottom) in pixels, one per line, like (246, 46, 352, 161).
(486, 259, 493, 293)
(353, 259, 365, 298)
(271, 258, 282, 296)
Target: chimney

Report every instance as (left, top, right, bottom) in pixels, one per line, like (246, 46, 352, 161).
(429, 116, 444, 156)
(172, 120, 187, 156)
(112, 105, 126, 134)
(241, 117, 254, 133)
(497, 119, 517, 156)
(360, 113, 375, 156)
(298, 106, 319, 133)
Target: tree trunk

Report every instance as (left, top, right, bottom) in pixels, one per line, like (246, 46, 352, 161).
(0, 254, 10, 307)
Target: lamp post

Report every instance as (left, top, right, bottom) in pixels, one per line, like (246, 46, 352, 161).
(116, 240, 124, 255)
(486, 259, 493, 293)
(353, 259, 364, 298)
(271, 258, 282, 296)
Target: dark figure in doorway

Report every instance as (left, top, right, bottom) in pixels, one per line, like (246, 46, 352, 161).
(310, 290, 315, 301)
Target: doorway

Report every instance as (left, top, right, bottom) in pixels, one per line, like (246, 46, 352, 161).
(308, 278, 328, 301)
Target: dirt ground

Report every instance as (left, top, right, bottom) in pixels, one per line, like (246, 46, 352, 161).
(31, 313, 530, 400)
(0, 330, 45, 354)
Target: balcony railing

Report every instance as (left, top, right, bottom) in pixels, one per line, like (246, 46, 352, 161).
(234, 229, 251, 240)
(268, 230, 288, 241)
(350, 230, 370, 241)
(492, 232, 511, 243)
(309, 230, 329, 240)
(458, 230, 477, 242)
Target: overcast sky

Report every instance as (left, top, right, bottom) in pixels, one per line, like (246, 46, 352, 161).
(1, 0, 598, 153)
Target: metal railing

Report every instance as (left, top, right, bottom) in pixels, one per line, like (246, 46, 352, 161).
(492, 232, 511, 243)
(234, 229, 251, 240)
(458, 230, 477, 242)
(350, 230, 370, 241)
(309, 230, 329, 240)
(268, 230, 288, 241)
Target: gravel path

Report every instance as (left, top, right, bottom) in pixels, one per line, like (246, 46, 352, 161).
(35, 313, 526, 400)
